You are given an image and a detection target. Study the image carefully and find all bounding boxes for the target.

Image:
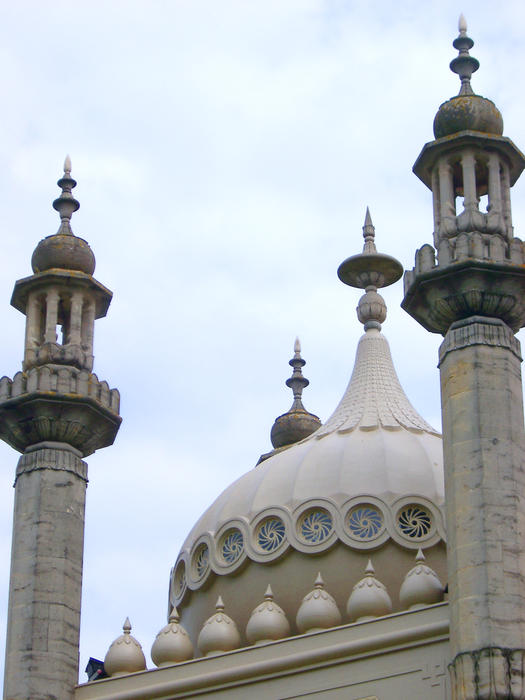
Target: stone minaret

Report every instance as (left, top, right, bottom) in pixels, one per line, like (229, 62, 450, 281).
(0, 158, 121, 700)
(403, 18, 525, 699)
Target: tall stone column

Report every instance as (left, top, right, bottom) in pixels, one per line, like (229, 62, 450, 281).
(403, 17, 525, 699)
(1, 158, 121, 700)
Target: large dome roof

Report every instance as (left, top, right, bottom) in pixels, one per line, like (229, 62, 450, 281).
(169, 215, 446, 651)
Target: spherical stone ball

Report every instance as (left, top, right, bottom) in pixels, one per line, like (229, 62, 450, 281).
(433, 94, 503, 138)
(32, 234, 96, 274)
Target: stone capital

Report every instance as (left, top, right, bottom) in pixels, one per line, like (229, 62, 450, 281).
(15, 443, 88, 485)
(439, 316, 522, 366)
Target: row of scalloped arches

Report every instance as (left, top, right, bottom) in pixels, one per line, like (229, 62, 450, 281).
(104, 553, 445, 676)
(0, 368, 120, 412)
(171, 496, 445, 601)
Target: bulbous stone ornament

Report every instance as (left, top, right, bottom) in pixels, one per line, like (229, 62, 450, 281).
(197, 596, 241, 656)
(151, 606, 194, 667)
(104, 618, 147, 677)
(296, 572, 342, 633)
(399, 549, 444, 610)
(246, 585, 290, 645)
(346, 560, 392, 623)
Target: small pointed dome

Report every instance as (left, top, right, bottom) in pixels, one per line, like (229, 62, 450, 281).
(399, 549, 444, 610)
(433, 16, 503, 138)
(270, 338, 321, 449)
(197, 596, 241, 656)
(104, 618, 147, 677)
(346, 561, 393, 623)
(31, 156, 96, 275)
(296, 572, 342, 634)
(245, 585, 290, 645)
(151, 606, 194, 667)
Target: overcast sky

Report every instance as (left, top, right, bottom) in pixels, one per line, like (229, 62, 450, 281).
(1, 0, 525, 685)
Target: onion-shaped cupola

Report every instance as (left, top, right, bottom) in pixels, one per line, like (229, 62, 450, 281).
(245, 585, 290, 645)
(197, 597, 241, 657)
(346, 560, 392, 623)
(433, 16, 503, 139)
(104, 618, 147, 678)
(269, 338, 321, 451)
(151, 607, 194, 667)
(399, 549, 444, 610)
(296, 573, 342, 634)
(171, 209, 445, 652)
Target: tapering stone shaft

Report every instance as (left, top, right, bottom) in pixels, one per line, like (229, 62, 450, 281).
(3, 445, 88, 700)
(439, 317, 525, 699)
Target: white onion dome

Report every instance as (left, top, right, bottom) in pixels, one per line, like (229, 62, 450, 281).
(399, 549, 444, 610)
(246, 585, 291, 645)
(171, 211, 445, 649)
(296, 572, 342, 634)
(346, 560, 393, 622)
(197, 597, 241, 656)
(104, 618, 147, 677)
(151, 606, 194, 667)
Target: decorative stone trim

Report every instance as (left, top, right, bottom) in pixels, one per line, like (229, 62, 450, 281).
(15, 445, 88, 484)
(173, 496, 446, 602)
(449, 647, 525, 700)
(439, 315, 522, 366)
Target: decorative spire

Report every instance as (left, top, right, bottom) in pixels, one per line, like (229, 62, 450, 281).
(245, 584, 290, 645)
(337, 208, 403, 332)
(450, 15, 479, 96)
(52, 155, 80, 235)
(296, 572, 342, 633)
(151, 605, 194, 667)
(269, 339, 321, 450)
(346, 559, 393, 623)
(399, 549, 444, 610)
(103, 617, 147, 677)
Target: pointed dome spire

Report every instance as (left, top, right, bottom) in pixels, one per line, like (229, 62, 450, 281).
(433, 17, 503, 138)
(197, 596, 241, 656)
(245, 584, 290, 645)
(31, 157, 96, 275)
(151, 606, 194, 667)
(346, 560, 393, 623)
(270, 338, 321, 449)
(399, 549, 444, 610)
(316, 212, 437, 436)
(104, 618, 147, 677)
(296, 572, 342, 634)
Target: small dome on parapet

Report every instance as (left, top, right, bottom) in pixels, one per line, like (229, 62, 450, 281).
(151, 606, 194, 667)
(433, 16, 503, 138)
(31, 156, 96, 275)
(104, 618, 146, 677)
(346, 560, 393, 623)
(245, 585, 290, 645)
(296, 573, 342, 634)
(399, 549, 444, 610)
(270, 338, 321, 449)
(197, 597, 241, 656)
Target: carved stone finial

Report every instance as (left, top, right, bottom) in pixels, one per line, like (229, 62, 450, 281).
(450, 14, 479, 96)
(246, 584, 290, 645)
(151, 605, 193, 667)
(269, 339, 321, 449)
(52, 156, 80, 235)
(346, 559, 393, 622)
(104, 617, 147, 677)
(296, 572, 342, 633)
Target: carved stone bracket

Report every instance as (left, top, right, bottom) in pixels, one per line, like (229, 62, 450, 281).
(439, 316, 522, 366)
(15, 444, 88, 485)
(449, 647, 525, 700)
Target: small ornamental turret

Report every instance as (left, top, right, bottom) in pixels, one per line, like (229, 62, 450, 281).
(346, 560, 392, 623)
(104, 618, 147, 677)
(296, 572, 342, 634)
(151, 606, 194, 667)
(245, 584, 290, 645)
(1, 159, 121, 700)
(399, 549, 444, 610)
(270, 338, 321, 449)
(403, 19, 525, 699)
(197, 596, 241, 656)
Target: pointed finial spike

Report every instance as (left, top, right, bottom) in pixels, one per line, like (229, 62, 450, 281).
(458, 13, 467, 34)
(216, 596, 224, 610)
(264, 584, 273, 599)
(64, 154, 72, 174)
(123, 617, 131, 633)
(314, 572, 324, 587)
(364, 206, 373, 228)
(294, 337, 301, 354)
(416, 548, 425, 562)
(365, 559, 375, 575)
(168, 605, 180, 623)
